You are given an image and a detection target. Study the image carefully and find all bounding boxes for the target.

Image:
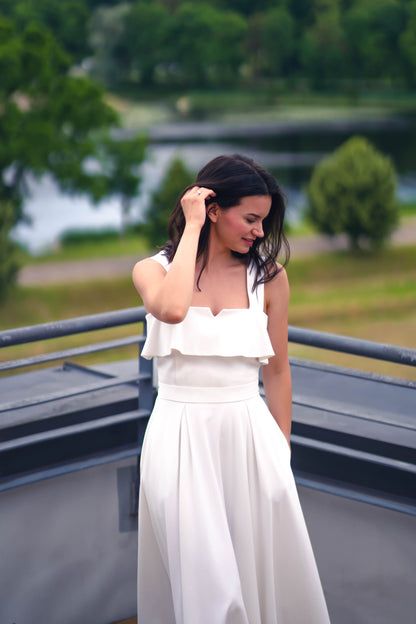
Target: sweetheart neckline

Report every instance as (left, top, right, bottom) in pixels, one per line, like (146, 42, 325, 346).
(188, 306, 267, 319)
(189, 305, 248, 318)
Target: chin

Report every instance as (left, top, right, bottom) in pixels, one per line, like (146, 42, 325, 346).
(231, 250, 249, 259)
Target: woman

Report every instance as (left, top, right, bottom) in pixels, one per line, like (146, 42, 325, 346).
(132, 154, 330, 624)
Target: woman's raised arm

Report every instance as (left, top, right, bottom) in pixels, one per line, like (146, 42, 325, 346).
(132, 185, 214, 324)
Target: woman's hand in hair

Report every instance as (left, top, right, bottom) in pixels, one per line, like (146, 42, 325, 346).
(181, 186, 215, 230)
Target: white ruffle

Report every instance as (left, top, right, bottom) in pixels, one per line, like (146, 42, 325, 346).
(141, 306, 275, 365)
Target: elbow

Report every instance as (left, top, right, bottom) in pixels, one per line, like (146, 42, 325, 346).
(165, 310, 187, 324)
(156, 305, 188, 324)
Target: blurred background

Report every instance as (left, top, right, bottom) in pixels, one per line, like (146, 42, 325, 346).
(1, 0, 415, 379)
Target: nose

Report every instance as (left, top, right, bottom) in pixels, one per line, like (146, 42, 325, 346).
(253, 223, 264, 238)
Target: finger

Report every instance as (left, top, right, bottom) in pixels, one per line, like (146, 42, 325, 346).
(194, 186, 216, 198)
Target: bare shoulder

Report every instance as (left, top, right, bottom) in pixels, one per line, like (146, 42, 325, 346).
(264, 262, 290, 311)
(132, 257, 166, 296)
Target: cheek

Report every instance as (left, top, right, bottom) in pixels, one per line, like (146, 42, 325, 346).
(222, 213, 247, 235)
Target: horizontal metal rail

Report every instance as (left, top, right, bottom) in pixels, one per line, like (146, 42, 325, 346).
(0, 307, 146, 348)
(0, 447, 140, 493)
(0, 308, 415, 373)
(0, 408, 150, 453)
(288, 326, 416, 367)
(0, 335, 144, 373)
(0, 372, 150, 413)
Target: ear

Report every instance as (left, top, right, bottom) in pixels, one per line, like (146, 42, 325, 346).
(207, 202, 220, 223)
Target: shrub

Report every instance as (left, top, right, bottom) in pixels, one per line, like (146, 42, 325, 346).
(144, 157, 194, 249)
(60, 228, 121, 246)
(307, 136, 399, 250)
(0, 201, 20, 300)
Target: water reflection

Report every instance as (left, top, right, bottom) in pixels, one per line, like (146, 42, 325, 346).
(11, 118, 416, 253)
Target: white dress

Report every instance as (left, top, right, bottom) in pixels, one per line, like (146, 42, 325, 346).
(137, 252, 330, 624)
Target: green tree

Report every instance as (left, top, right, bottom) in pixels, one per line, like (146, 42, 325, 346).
(307, 136, 399, 250)
(247, 7, 295, 79)
(0, 201, 20, 301)
(95, 133, 148, 233)
(145, 158, 194, 249)
(0, 18, 118, 228)
(399, 1, 416, 86)
(166, 3, 247, 86)
(0, 15, 151, 291)
(118, 1, 170, 87)
(300, 1, 347, 87)
(88, 2, 131, 85)
(0, 0, 91, 62)
(344, 0, 405, 81)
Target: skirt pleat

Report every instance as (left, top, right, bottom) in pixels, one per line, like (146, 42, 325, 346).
(138, 393, 330, 624)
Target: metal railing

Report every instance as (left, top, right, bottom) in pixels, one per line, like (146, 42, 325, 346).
(288, 326, 416, 367)
(1, 308, 415, 501)
(1, 308, 415, 418)
(1, 307, 415, 371)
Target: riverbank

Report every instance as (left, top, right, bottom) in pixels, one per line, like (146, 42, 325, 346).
(18, 219, 416, 286)
(108, 88, 416, 133)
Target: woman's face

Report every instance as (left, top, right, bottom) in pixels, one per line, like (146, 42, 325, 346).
(212, 195, 271, 254)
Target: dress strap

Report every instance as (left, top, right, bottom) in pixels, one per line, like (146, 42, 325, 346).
(247, 262, 265, 312)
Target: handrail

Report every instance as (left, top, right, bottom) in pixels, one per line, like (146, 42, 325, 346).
(0, 307, 146, 348)
(288, 326, 416, 367)
(0, 308, 415, 370)
(1, 308, 415, 505)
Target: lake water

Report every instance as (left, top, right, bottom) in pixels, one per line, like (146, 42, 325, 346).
(11, 117, 416, 253)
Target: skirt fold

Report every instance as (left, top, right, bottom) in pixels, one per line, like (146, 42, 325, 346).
(138, 392, 330, 624)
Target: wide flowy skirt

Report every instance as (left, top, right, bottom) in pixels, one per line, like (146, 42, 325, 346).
(138, 384, 330, 624)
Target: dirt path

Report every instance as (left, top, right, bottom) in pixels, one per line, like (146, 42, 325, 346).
(18, 222, 416, 286)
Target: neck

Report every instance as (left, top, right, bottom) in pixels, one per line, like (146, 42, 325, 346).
(202, 235, 235, 270)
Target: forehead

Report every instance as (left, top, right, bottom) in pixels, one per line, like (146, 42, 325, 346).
(235, 195, 271, 216)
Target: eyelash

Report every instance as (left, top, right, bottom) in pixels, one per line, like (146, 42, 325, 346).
(246, 218, 256, 224)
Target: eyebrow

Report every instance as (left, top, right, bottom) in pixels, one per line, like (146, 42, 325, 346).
(247, 212, 262, 218)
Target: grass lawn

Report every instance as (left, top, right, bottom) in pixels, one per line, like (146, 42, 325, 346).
(286, 246, 416, 380)
(19, 231, 150, 264)
(1, 245, 415, 381)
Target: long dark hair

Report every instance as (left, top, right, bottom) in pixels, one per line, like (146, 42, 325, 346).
(163, 154, 290, 290)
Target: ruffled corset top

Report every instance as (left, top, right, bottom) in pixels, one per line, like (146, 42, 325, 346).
(140, 252, 275, 366)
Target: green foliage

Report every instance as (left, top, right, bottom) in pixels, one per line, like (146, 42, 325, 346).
(88, 2, 132, 85)
(0, 201, 20, 301)
(3, 0, 415, 90)
(77, 0, 416, 89)
(60, 228, 122, 246)
(120, 2, 170, 86)
(307, 136, 399, 250)
(0, 0, 91, 62)
(247, 7, 295, 78)
(0, 13, 149, 297)
(94, 133, 148, 232)
(300, 3, 347, 87)
(144, 158, 194, 248)
(0, 19, 119, 224)
(344, 0, 405, 81)
(159, 2, 247, 86)
(399, 1, 416, 85)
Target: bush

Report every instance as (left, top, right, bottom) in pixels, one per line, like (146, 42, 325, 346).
(60, 228, 121, 246)
(307, 136, 399, 250)
(0, 201, 20, 300)
(144, 157, 194, 249)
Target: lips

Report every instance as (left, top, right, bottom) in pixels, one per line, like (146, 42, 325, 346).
(242, 238, 255, 246)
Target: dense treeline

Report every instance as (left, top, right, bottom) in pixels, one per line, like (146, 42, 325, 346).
(2, 0, 416, 90)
